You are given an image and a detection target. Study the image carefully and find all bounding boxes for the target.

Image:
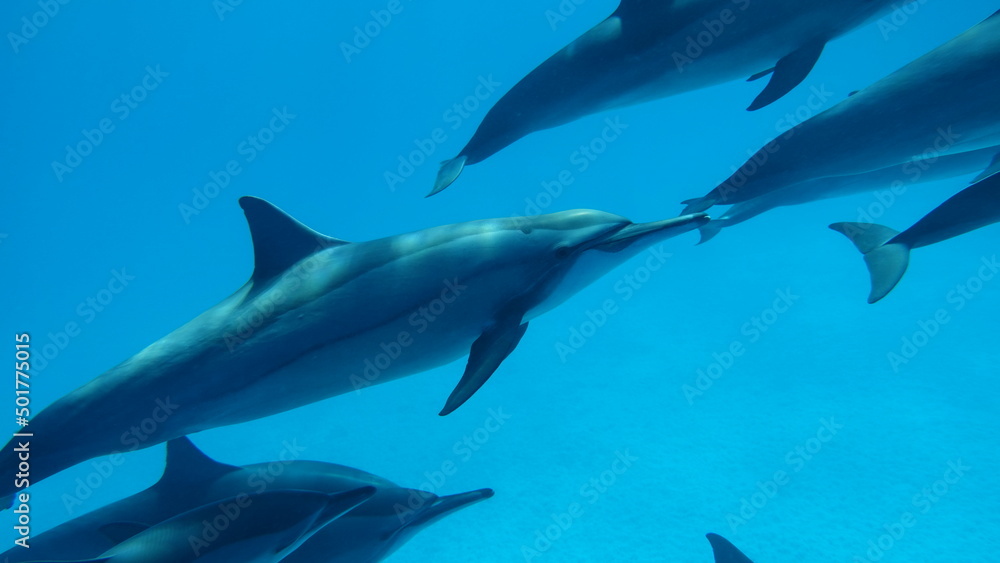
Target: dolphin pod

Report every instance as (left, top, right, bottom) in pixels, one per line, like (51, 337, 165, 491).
(429, 0, 900, 195)
(2, 437, 490, 562)
(682, 9, 1000, 213)
(696, 145, 1000, 243)
(831, 171, 1000, 303)
(25, 488, 377, 563)
(0, 197, 707, 498)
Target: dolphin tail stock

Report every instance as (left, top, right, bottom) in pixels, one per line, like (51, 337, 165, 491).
(829, 222, 909, 304)
(428, 155, 469, 197)
(747, 40, 826, 111)
(705, 533, 755, 563)
(407, 488, 495, 530)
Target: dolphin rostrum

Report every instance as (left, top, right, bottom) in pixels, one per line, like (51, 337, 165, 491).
(697, 145, 1000, 243)
(24, 487, 376, 563)
(830, 171, 1000, 303)
(682, 9, 1000, 213)
(430, 0, 899, 195)
(1, 437, 490, 563)
(0, 197, 707, 499)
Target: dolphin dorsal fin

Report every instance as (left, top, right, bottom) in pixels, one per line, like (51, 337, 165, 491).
(99, 522, 150, 544)
(155, 437, 241, 488)
(239, 196, 350, 283)
(706, 533, 755, 563)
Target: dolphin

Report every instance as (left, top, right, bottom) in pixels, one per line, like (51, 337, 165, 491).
(697, 145, 1000, 243)
(706, 532, 755, 562)
(830, 171, 1000, 303)
(23, 487, 376, 563)
(0, 197, 707, 498)
(682, 9, 1000, 213)
(1, 437, 490, 563)
(429, 0, 900, 195)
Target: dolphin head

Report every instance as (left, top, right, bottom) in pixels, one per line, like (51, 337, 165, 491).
(512, 209, 709, 319)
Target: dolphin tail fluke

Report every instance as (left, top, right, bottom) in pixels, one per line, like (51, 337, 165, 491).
(706, 533, 755, 563)
(409, 488, 495, 530)
(829, 222, 909, 304)
(697, 220, 724, 244)
(428, 155, 468, 197)
(748, 40, 825, 111)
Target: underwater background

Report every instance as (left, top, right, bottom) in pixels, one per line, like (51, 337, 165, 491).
(3, 1, 999, 561)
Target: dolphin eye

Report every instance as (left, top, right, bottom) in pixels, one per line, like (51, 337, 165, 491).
(555, 245, 572, 259)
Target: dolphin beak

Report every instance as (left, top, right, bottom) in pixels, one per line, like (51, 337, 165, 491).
(406, 488, 495, 530)
(596, 212, 710, 251)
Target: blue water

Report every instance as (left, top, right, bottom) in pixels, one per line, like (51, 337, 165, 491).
(3, 1, 999, 561)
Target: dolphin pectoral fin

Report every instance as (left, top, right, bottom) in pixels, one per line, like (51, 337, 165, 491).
(439, 319, 528, 416)
(155, 437, 241, 489)
(706, 532, 755, 563)
(830, 222, 909, 303)
(99, 521, 151, 544)
(239, 197, 351, 284)
(428, 155, 468, 197)
(971, 152, 1000, 183)
(748, 41, 826, 111)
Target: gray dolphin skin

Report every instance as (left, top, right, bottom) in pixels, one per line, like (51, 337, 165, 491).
(706, 532, 755, 562)
(2, 438, 490, 563)
(697, 145, 1000, 243)
(682, 9, 1000, 213)
(23, 487, 376, 563)
(0, 197, 707, 498)
(830, 171, 1000, 303)
(429, 0, 899, 195)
